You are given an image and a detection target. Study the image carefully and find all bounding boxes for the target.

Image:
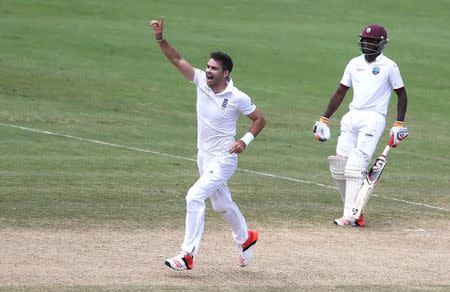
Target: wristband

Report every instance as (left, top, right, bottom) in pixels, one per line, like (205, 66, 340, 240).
(319, 116, 329, 124)
(239, 132, 254, 146)
(394, 121, 405, 127)
(156, 36, 164, 42)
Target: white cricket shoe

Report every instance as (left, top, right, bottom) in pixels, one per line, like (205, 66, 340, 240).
(165, 251, 194, 271)
(334, 216, 357, 226)
(237, 229, 259, 267)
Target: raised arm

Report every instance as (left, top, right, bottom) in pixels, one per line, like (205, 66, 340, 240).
(150, 17, 194, 81)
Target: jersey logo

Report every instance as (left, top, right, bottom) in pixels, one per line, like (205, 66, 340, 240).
(221, 98, 229, 109)
(372, 66, 380, 75)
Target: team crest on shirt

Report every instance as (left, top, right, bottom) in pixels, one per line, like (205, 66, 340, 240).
(221, 98, 229, 109)
(372, 66, 380, 75)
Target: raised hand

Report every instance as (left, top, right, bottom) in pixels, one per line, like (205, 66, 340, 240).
(150, 16, 164, 40)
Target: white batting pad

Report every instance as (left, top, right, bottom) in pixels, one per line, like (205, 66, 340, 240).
(328, 155, 347, 202)
(344, 149, 367, 180)
(343, 149, 367, 217)
(328, 155, 347, 180)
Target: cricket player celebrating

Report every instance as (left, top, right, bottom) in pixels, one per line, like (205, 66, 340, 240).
(313, 24, 408, 226)
(150, 17, 265, 270)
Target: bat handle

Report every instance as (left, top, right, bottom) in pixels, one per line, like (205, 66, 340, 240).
(381, 134, 395, 157)
(387, 133, 395, 147)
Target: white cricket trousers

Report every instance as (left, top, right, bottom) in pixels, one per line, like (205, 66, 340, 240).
(336, 110, 386, 163)
(336, 110, 386, 217)
(181, 150, 248, 255)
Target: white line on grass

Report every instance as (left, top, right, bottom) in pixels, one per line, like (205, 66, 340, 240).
(2, 122, 448, 213)
(1, 122, 197, 163)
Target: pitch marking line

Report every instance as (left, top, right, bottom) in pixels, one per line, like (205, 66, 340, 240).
(403, 228, 426, 232)
(2, 122, 448, 213)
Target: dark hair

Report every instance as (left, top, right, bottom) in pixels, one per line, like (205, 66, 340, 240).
(210, 51, 233, 73)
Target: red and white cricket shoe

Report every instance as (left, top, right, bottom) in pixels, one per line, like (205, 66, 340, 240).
(165, 251, 194, 271)
(334, 216, 357, 226)
(237, 229, 258, 267)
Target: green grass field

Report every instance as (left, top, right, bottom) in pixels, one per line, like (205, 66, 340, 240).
(1, 0, 449, 290)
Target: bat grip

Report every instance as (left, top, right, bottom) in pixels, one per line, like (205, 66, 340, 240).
(387, 134, 395, 147)
(381, 134, 395, 157)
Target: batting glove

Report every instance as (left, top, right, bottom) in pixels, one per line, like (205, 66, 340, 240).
(389, 121, 409, 147)
(313, 117, 331, 142)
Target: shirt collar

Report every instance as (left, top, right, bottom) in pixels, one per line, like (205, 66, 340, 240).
(375, 53, 384, 62)
(214, 77, 234, 96)
(360, 53, 384, 64)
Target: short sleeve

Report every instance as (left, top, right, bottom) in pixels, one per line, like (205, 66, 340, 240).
(340, 63, 352, 88)
(389, 63, 404, 90)
(239, 94, 257, 116)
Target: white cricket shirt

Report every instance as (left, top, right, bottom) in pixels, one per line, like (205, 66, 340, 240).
(340, 53, 404, 116)
(192, 68, 256, 155)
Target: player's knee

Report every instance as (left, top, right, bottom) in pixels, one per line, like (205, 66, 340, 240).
(211, 203, 226, 213)
(186, 188, 205, 211)
(210, 194, 225, 212)
(211, 198, 231, 213)
(344, 149, 368, 180)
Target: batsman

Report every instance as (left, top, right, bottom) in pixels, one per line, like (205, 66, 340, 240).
(313, 24, 409, 226)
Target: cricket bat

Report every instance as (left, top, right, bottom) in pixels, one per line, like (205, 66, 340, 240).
(351, 135, 395, 219)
